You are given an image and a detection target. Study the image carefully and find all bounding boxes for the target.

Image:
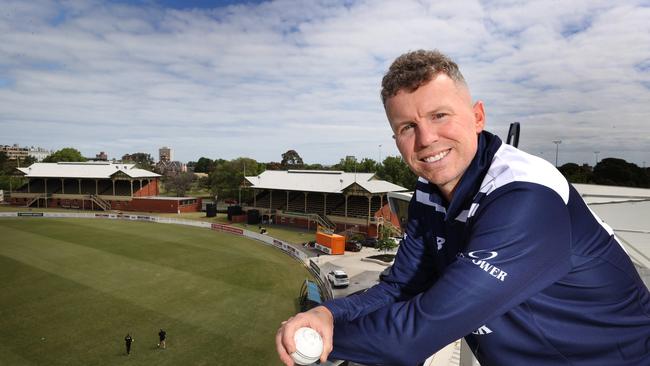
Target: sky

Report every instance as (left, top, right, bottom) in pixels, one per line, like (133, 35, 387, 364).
(1, 0, 649, 167)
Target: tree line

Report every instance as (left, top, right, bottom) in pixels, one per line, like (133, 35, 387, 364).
(559, 158, 650, 188)
(2, 147, 648, 198)
(186, 150, 418, 202)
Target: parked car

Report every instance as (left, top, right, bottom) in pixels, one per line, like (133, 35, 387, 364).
(345, 240, 362, 252)
(327, 269, 350, 288)
(363, 237, 378, 248)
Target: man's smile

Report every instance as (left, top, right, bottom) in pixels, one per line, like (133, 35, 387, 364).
(420, 149, 451, 163)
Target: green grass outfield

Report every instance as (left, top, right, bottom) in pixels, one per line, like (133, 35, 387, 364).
(0, 217, 312, 365)
(0, 206, 318, 245)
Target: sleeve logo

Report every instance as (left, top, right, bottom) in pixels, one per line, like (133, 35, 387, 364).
(464, 250, 508, 282)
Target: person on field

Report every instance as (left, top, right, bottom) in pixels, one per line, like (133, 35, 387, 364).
(158, 329, 167, 349)
(276, 50, 650, 366)
(124, 334, 134, 355)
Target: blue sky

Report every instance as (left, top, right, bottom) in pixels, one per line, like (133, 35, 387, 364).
(1, 0, 649, 167)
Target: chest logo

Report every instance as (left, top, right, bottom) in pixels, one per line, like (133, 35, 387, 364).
(436, 236, 446, 250)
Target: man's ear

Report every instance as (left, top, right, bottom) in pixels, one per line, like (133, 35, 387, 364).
(473, 101, 486, 133)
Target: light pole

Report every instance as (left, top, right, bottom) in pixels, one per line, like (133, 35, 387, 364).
(594, 151, 600, 167)
(552, 140, 562, 167)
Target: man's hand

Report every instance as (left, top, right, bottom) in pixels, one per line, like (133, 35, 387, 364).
(275, 305, 334, 365)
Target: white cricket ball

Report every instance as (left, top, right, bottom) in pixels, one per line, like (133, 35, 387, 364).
(290, 327, 323, 365)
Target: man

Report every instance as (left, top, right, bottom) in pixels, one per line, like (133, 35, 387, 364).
(158, 328, 167, 349)
(276, 50, 650, 365)
(124, 334, 134, 355)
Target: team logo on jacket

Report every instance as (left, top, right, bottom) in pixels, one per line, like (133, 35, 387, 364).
(472, 325, 493, 335)
(465, 250, 508, 282)
(436, 236, 445, 250)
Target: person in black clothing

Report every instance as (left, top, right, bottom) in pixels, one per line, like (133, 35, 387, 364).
(158, 329, 167, 349)
(124, 334, 134, 355)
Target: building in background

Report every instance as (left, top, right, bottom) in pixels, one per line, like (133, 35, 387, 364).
(1, 144, 29, 160)
(2, 144, 52, 162)
(28, 146, 53, 162)
(159, 146, 173, 162)
(155, 160, 187, 176)
(95, 151, 108, 161)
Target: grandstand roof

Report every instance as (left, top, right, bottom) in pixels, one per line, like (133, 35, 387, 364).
(577, 184, 650, 281)
(16, 162, 160, 179)
(573, 183, 650, 204)
(245, 170, 407, 194)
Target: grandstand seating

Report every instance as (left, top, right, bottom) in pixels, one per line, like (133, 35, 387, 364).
(98, 181, 112, 195)
(80, 180, 96, 195)
(270, 191, 287, 210)
(62, 179, 78, 194)
(325, 195, 345, 215)
(306, 193, 325, 214)
(344, 195, 374, 219)
(254, 191, 270, 208)
(114, 181, 132, 196)
(47, 180, 62, 194)
(371, 195, 383, 214)
(248, 189, 388, 223)
(287, 192, 307, 212)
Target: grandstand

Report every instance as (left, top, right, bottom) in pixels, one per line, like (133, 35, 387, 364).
(243, 170, 407, 237)
(8, 161, 201, 213)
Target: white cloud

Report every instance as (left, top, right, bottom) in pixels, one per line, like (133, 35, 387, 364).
(0, 0, 648, 167)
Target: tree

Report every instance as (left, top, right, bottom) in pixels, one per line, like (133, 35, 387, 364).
(559, 163, 593, 184)
(333, 156, 359, 172)
(376, 156, 417, 189)
(303, 163, 326, 170)
(163, 172, 195, 197)
(43, 148, 86, 162)
(193, 157, 214, 173)
(334, 157, 378, 173)
(0, 152, 9, 174)
(18, 155, 37, 167)
(186, 161, 196, 171)
(281, 150, 304, 169)
(121, 152, 155, 171)
(209, 157, 264, 201)
(196, 174, 211, 190)
(358, 158, 379, 173)
(375, 225, 399, 253)
(592, 158, 649, 188)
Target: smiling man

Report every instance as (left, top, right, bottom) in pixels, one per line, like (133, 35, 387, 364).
(276, 50, 650, 366)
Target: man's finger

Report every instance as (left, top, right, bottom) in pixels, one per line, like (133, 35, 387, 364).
(319, 326, 333, 363)
(275, 326, 295, 366)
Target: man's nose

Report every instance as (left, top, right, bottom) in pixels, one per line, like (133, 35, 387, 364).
(415, 120, 438, 148)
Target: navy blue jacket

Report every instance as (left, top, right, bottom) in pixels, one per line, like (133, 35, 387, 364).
(323, 131, 650, 366)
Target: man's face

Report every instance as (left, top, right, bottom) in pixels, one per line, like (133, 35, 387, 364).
(385, 74, 485, 200)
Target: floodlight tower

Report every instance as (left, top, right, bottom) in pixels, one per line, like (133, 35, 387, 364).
(553, 140, 562, 167)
